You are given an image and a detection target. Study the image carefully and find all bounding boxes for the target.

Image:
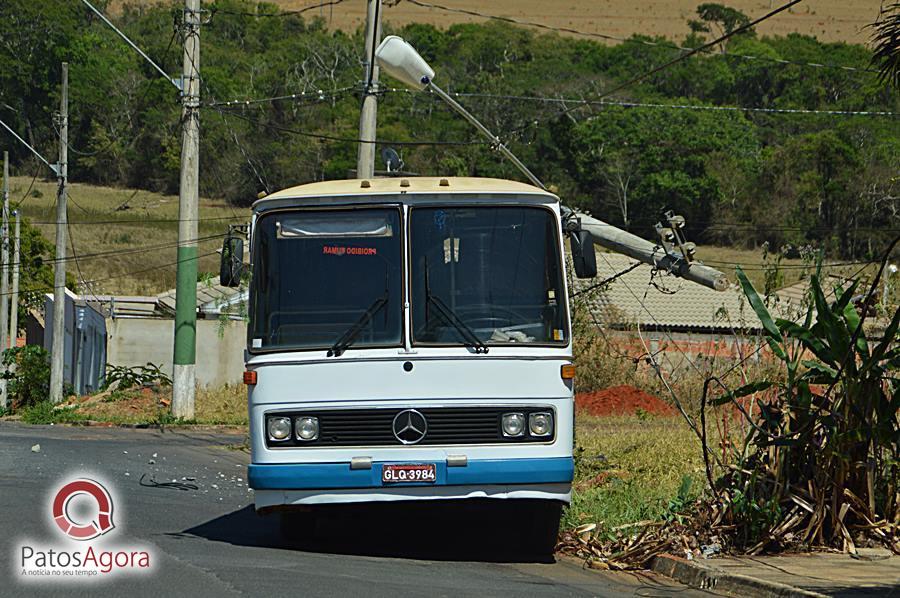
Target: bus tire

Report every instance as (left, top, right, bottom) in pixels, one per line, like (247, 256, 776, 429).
(526, 501, 563, 556)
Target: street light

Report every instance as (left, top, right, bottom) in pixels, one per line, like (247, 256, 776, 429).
(374, 35, 729, 292)
(375, 35, 546, 190)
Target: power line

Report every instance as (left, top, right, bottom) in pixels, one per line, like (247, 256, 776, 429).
(65, 25, 182, 159)
(26, 215, 244, 226)
(0, 117, 58, 175)
(206, 86, 357, 108)
(3, 249, 220, 300)
(384, 87, 900, 118)
(510, 0, 808, 136)
(699, 259, 875, 270)
(589, 0, 806, 99)
(571, 260, 642, 297)
(67, 217, 101, 302)
(710, 260, 877, 383)
(211, 106, 486, 146)
(701, 223, 900, 232)
(583, 99, 899, 118)
(11, 168, 41, 211)
(80, 0, 181, 90)
(4, 232, 228, 271)
(400, 0, 875, 75)
(212, 107, 273, 197)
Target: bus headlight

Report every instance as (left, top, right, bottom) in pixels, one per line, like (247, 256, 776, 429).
(501, 413, 525, 437)
(267, 416, 292, 441)
(295, 416, 319, 441)
(528, 412, 553, 437)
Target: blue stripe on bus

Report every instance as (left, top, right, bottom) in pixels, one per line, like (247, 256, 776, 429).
(248, 457, 574, 490)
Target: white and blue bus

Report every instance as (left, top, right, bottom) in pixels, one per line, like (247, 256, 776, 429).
(221, 176, 596, 551)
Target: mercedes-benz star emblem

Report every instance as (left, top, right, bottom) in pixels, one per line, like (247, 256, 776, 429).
(392, 409, 428, 444)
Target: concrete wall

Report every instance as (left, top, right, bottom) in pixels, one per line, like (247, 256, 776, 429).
(106, 318, 246, 387)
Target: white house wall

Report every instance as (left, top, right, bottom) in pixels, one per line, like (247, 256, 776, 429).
(106, 318, 246, 387)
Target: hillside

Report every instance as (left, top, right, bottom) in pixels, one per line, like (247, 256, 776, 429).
(112, 0, 886, 45)
(8, 176, 247, 296)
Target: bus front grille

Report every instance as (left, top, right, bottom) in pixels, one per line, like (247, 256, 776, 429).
(264, 406, 555, 448)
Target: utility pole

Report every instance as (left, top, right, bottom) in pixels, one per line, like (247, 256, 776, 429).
(172, 0, 200, 418)
(50, 63, 68, 404)
(1, 152, 10, 360)
(356, 0, 382, 178)
(10, 210, 19, 354)
(0, 152, 7, 408)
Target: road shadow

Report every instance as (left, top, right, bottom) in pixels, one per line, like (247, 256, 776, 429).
(176, 500, 558, 563)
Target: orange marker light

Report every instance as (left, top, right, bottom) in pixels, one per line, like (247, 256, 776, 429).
(561, 364, 576, 380)
(243, 370, 257, 385)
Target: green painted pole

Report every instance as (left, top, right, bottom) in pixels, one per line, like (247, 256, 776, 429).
(172, 0, 200, 418)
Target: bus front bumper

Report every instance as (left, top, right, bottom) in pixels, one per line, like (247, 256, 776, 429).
(249, 457, 574, 507)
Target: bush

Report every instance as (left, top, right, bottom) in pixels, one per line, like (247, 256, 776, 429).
(102, 362, 171, 392)
(20, 401, 86, 425)
(1, 345, 50, 410)
(710, 268, 900, 552)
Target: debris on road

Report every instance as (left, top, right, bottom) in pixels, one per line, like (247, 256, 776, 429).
(139, 474, 199, 491)
(31, 444, 40, 453)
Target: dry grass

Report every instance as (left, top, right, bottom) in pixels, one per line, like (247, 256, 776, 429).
(195, 384, 248, 425)
(566, 413, 707, 530)
(57, 383, 249, 426)
(10, 176, 247, 296)
(695, 245, 877, 291)
(113, 1, 883, 45)
(697, 245, 805, 289)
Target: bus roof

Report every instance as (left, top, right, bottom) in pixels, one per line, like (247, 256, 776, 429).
(254, 177, 557, 208)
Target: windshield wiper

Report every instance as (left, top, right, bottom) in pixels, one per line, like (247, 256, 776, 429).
(426, 292, 489, 354)
(328, 294, 388, 357)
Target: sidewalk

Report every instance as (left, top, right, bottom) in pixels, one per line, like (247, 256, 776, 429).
(652, 549, 899, 597)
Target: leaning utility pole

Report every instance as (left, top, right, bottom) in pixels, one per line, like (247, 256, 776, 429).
(172, 0, 201, 418)
(9, 210, 19, 355)
(356, 0, 382, 178)
(50, 63, 68, 404)
(578, 214, 729, 291)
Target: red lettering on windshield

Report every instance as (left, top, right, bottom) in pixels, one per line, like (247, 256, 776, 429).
(323, 246, 377, 256)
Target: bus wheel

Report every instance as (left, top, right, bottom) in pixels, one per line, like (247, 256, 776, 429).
(526, 501, 563, 556)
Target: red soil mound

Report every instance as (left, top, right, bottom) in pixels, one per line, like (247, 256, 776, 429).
(576, 385, 677, 417)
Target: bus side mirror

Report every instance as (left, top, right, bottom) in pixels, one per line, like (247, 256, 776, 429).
(570, 230, 597, 279)
(220, 236, 244, 287)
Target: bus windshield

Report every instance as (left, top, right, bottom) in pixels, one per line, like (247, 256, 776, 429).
(249, 207, 403, 352)
(410, 206, 567, 347)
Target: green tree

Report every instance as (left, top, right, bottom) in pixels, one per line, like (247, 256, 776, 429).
(689, 3, 752, 52)
(560, 104, 758, 238)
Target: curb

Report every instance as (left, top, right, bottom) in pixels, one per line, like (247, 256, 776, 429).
(650, 553, 828, 598)
(1, 417, 247, 434)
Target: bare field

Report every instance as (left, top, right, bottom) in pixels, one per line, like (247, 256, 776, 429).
(115, 1, 885, 46)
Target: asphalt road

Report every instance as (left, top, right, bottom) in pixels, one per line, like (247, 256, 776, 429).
(0, 422, 715, 597)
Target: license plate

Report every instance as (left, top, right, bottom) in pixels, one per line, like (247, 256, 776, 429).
(382, 464, 436, 484)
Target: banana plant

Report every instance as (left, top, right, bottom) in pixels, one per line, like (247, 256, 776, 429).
(714, 267, 899, 552)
